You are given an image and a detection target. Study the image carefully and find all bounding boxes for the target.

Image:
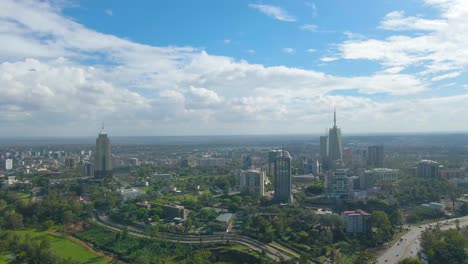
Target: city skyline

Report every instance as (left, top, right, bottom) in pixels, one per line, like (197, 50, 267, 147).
(1, 0, 468, 136)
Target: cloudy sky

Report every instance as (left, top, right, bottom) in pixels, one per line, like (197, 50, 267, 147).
(1, 0, 468, 136)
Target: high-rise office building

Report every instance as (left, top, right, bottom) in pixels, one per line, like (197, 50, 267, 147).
(417, 160, 440, 178)
(242, 155, 253, 170)
(273, 149, 293, 203)
(239, 169, 265, 196)
(320, 136, 329, 159)
(328, 108, 343, 162)
(94, 126, 113, 179)
(326, 169, 350, 200)
(367, 145, 384, 168)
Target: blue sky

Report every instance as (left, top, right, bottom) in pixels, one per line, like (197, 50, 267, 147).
(0, 0, 468, 136)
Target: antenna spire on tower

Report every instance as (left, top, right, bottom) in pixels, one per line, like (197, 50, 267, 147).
(333, 106, 336, 127)
(100, 122, 105, 134)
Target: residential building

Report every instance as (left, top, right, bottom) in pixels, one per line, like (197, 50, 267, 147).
(440, 168, 465, 178)
(342, 209, 370, 234)
(5, 159, 13, 170)
(239, 169, 265, 196)
(64, 157, 76, 169)
(367, 145, 384, 168)
(94, 126, 113, 179)
(273, 149, 293, 203)
(81, 162, 94, 177)
(417, 160, 440, 178)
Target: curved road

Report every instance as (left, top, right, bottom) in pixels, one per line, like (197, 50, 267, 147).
(93, 213, 293, 262)
(378, 215, 468, 264)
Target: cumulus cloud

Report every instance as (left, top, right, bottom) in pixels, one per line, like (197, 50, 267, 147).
(0, 0, 467, 135)
(248, 4, 296, 22)
(333, 0, 468, 76)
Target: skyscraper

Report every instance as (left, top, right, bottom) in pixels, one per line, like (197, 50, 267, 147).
(319, 135, 329, 159)
(367, 145, 384, 168)
(328, 108, 343, 162)
(94, 126, 113, 179)
(273, 149, 293, 204)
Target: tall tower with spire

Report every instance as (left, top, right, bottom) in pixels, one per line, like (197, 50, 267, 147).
(328, 107, 343, 162)
(94, 124, 113, 179)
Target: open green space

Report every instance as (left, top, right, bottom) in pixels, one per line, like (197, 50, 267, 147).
(11, 229, 108, 264)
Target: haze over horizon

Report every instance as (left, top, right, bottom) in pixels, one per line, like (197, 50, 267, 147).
(1, 0, 468, 136)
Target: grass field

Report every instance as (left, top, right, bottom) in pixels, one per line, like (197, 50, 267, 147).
(11, 230, 109, 264)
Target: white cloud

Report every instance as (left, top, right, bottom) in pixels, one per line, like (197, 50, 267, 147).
(431, 71, 461, 81)
(246, 49, 255, 54)
(0, 0, 465, 135)
(105, 9, 113, 16)
(223, 39, 231, 44)
(248, 4, 296, 22)
(306, 48, 317, 53)
(282, 48, 296, 54)
(334, 0, 468, 75)
(321, 57, 338, 62)
(380, 11, 447, 31)
(301, 24, 318, 32)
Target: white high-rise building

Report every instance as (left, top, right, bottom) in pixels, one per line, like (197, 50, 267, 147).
(5, 159, 13, 170)
(239, 169, 265, 196)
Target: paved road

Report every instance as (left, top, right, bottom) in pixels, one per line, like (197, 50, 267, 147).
(378, 215, 468, 264)
(93, 213, 293, 262)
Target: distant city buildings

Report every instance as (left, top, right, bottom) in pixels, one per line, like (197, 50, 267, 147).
(198, 158, 226, 167)
(273, 149, 293, 204)
(239, 169, 265, 196)
(342, 209, 370, 234)
(367, 145, 384, 168)
(5, 159, 13, 170)
(417, 160, 440, 178)
(94, 126, 113, 179)
(328, 108, 343, 163)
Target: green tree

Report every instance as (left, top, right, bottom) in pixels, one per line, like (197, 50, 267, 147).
(354, 251, 377, 264)
(368, 211, 393, 245)
(399, 258, 422, 264)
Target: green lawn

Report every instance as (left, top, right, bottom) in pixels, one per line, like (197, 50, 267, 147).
(0, 255, 9, 264)
(12, 230, 109, 264)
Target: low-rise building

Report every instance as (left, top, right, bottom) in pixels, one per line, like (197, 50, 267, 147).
(120, 188, 144, 201)
(360, 168, 398, 189)
(215, 213, 235, 232)
(421, 202, 445, 212)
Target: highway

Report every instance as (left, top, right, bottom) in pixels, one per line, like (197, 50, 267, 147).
(93, 212, 294, 262)
(378, 215, 468, 264)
